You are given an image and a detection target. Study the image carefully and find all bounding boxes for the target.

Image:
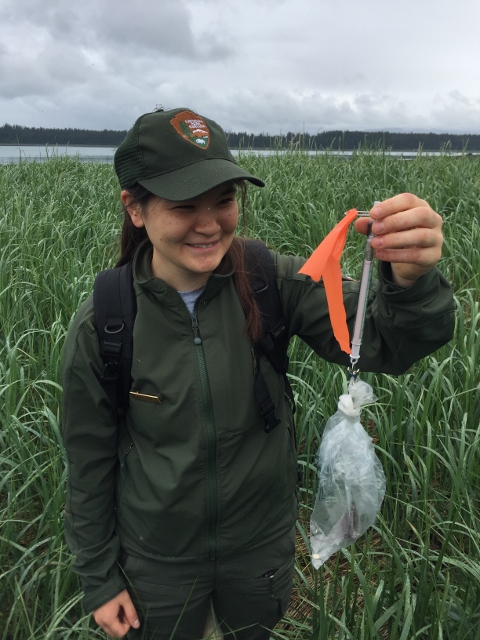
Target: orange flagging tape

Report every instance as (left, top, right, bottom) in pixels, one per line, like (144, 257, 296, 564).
(298, 209, 358, 354)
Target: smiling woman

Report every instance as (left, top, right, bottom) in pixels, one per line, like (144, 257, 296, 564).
(60, 106, 454, 640)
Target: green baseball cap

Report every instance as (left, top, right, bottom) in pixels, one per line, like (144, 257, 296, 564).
(114, 108, 265, 201)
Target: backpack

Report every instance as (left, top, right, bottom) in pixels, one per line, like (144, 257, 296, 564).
(93, 239, 295, 433)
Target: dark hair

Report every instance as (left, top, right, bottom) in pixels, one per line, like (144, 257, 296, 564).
(116, 182, 263, 343)
(116, 183, 151, 268)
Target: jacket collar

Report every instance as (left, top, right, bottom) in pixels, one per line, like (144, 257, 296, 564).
(132, 240, 234, 305)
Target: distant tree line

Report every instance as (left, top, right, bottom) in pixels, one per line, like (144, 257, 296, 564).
(0, 124, 127, 146)
(227, 130, 480, 152)
(1, 123, 479, 151)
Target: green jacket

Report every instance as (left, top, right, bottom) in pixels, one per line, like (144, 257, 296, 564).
(61, 245, 454, 612)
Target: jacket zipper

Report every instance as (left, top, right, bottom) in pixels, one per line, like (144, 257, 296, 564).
(117, 442, 134, 508)
(191, 312, 218, 561)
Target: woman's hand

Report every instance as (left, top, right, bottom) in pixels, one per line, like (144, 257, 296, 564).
(93, 590, 140, 638)
(354, 193, 444, 287)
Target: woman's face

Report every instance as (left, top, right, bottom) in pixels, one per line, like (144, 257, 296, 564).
(122, 182, 239, 291)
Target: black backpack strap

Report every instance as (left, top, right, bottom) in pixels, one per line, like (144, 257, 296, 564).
(244, 240, 295, 433)
(93, 262, 136, 420)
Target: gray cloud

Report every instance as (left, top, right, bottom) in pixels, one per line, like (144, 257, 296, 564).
(0, 0, 478, 133)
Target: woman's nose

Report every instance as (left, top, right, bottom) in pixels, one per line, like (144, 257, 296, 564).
(195, 207, 219, 232)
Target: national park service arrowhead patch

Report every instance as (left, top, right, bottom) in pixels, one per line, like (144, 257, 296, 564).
(170, 111, 210, 149)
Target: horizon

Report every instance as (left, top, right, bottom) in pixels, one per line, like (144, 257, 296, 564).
(1, 123, 479, 138)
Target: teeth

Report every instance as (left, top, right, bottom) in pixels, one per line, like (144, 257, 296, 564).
(191, 243, 214, 248)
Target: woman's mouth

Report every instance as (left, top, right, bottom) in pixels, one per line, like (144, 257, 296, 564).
(188, 242, 216, 249)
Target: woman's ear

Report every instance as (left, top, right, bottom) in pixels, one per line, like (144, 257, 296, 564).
(121, 190, 145, 228)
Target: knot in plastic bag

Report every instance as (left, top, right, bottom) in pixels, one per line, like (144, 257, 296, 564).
(337, 378, 376, 418)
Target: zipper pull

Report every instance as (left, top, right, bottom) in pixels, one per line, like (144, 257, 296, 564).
(121, 442, 134, 468)
(191, 313, 202, 345)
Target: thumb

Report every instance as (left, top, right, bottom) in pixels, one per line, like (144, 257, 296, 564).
(354, 217, 373, 236)
(120, 591, 140, 630)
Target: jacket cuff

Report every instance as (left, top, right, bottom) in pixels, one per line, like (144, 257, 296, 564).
(377, 261, 433, 295)
(82, 574, 127, 613)
(376, 261, 454, 329)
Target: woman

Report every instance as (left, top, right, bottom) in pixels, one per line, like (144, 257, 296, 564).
(62, 108, 454, 639)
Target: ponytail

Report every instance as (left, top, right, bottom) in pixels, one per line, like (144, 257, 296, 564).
(228, 237, 264, 344)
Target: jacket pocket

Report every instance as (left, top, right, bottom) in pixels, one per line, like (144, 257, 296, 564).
(253, 553, 295, 620)
(271, 555, 295, 617)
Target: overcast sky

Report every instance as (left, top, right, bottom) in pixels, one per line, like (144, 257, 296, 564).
(1, 0, 479, 135)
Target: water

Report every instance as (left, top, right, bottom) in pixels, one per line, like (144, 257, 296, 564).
(0, 144, 117, 164)
(0, 144, 476, 165)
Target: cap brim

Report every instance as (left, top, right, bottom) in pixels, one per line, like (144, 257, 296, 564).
(138, 158, 264, 201)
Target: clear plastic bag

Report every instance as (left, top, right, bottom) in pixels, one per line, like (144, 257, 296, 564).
(310, 377, 386, 568)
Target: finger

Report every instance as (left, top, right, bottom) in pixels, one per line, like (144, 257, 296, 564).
(373, 231, 442, 269)
(371, 227, 441, 252)
(370, 193, 428, 219)
(120, 593, 140, 630)
(374, 246, 441, 267)
(371, 208, 442, 238)
(97, 619, 130, 639)
(354, 217, 373, 236)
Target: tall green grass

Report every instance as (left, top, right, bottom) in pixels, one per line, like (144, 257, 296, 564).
(1, 151, 479, 639)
